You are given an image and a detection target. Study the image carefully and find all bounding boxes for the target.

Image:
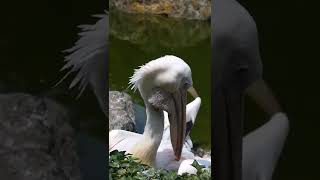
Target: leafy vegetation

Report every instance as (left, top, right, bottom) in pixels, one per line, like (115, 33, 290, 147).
(109, 150, 211, 180)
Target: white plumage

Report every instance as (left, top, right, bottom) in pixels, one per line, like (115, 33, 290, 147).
(109, 55, 210, 173)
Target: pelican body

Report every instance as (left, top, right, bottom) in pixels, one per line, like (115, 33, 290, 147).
(109, 55, 195, 167)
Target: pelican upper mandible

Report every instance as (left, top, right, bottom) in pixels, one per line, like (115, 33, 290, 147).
(109, 55, 198, 167)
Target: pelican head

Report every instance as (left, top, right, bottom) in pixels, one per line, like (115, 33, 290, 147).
(130, 55, 196, 161)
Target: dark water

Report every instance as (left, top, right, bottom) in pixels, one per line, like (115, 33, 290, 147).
(109, 10, 212, 148)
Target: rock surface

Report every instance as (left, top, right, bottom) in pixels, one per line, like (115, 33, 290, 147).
(110, 0, 211, 20)
(110, 10, 210, 52)
(0, 93, 81, 180)
(109, 91, 136, 132)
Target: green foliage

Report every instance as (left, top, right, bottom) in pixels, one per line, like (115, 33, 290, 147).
(109, 150, 211, 180)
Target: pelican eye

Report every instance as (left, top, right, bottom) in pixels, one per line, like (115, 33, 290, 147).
(183, 82, 191, 89)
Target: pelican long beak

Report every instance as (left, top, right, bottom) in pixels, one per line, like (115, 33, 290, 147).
(188, 86, 199, 98)
(245, 79, 281, 116)
(169, 88, 187, 161)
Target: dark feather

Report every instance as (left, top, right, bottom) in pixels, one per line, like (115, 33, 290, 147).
(185, 121, 193, 137)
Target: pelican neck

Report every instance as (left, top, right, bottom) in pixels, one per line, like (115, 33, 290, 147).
(142, 105, 164, 147)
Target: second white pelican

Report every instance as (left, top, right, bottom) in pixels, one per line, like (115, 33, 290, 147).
(157, 96, 211, 171)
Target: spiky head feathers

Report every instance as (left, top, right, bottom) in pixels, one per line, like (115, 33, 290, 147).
(129, 55, 192, 93)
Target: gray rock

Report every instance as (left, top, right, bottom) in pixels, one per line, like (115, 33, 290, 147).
(0, 93, 82, 180)
(109, 91, 136, 132)
(110, 10, 210, 53)
(110, 0, 211, 20)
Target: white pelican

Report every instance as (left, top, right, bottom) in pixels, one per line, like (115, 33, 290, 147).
(109, 55, 201, 168)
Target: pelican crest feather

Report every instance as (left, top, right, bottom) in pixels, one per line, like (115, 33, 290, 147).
(129, 55, 192, 92)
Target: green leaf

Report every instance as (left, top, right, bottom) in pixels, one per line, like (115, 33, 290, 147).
(191, 160, 205, 171)
(108, 150, 212, 179)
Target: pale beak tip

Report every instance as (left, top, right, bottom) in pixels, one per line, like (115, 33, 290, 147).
(175, 155, 181, 161)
